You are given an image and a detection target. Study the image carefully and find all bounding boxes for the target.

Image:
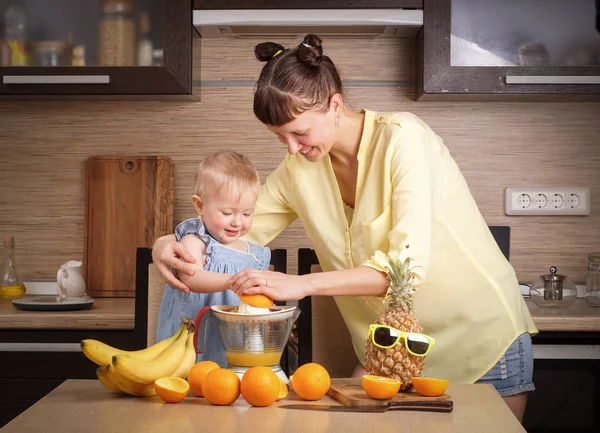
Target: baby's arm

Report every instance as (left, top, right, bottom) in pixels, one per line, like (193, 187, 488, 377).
(178, 234, 232, 293)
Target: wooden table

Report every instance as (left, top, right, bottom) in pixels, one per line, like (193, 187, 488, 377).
(1, 380, 525, 433)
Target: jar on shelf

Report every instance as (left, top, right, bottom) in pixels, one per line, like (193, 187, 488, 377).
(585, 252, 600, 307)
(529, 266, 577, 308)
(97, 0, 135, 66)
(28, 41, 68, 67)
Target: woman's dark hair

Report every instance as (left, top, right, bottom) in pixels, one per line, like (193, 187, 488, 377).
(253, 34, 343, 126)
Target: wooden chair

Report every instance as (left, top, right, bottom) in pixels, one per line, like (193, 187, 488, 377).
(134, 247, 289, 369)
(296, 226, 511, 376)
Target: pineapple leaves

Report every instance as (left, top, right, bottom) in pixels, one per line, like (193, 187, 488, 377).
(382, 254, 418, 311)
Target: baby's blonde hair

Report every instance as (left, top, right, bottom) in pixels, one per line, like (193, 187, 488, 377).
(193, 152, 260, 201)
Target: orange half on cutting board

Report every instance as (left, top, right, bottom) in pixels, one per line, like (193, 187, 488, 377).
(411, 377, 450, 397)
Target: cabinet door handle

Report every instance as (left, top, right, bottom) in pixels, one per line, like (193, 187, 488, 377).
(3, 75, 111, 84)
(0, 342, 82, 352)
(506, 76, 600, 85)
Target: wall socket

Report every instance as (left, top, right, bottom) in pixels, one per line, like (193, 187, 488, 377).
(505, 187, 591, 215)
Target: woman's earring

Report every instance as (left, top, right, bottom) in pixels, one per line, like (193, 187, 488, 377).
(335, 115, 340, 129)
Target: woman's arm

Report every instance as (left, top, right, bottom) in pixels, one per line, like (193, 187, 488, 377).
(228, 266, 388, 301)
(152, 234, 196, 293)
(243, 158, 298, 246)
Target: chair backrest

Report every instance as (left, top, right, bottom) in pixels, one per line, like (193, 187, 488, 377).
(134, 247, 288, 349)
(296, 225, 511, 375)
(297, 249, 358, 378)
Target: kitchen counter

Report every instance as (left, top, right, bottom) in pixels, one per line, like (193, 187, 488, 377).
(0, 297, 134, 330)
(525, 298, 600, 332)
(0, 297, 598, 333)
(2, 380, 525, 433)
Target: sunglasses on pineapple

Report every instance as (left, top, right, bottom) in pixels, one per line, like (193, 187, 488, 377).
(368, 324, 435, 357)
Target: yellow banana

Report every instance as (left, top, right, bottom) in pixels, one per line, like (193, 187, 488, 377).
(106, 364, 156, 397)
(112, 319, 194, 384)
(81, 322, 185, 367)
(171, 332, 197, 379)
(96, 366, 123, 393)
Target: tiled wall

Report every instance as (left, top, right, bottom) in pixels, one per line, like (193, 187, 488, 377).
(1, 36, 599, 285)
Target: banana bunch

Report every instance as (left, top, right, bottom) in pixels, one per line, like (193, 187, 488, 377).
(82, 318, 196, 397)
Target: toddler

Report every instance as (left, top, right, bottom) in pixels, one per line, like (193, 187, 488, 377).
(156, 152, 270, 367)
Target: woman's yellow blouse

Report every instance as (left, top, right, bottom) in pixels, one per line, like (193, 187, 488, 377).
(245, 109, 537, 383)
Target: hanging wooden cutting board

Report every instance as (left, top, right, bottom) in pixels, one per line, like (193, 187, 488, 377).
(83, 156, 173, 297)
(327, 378, 453, 412)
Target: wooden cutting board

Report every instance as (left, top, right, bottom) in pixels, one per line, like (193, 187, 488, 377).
(327, 378, 453, 411)
(84, 156, 173, 297)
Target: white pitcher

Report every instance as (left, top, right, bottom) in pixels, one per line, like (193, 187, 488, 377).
(57, 260, 87, 299)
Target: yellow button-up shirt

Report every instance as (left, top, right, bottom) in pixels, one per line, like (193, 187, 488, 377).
(246, 109, 537, 383)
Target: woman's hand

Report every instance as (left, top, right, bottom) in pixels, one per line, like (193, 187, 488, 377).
(228, 269, 312, 302)
(152, 234, 197, 293)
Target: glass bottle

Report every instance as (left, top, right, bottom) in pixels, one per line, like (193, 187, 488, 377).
(0, 236, 26, 299)
(585, 252, 600, 307)
(137, 12, 153, 66)
(1, 4, 27, 66)
(98, 0, 135, 66)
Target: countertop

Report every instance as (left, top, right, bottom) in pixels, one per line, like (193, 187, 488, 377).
(0, 297, 598, 333)
(1, 380, 525, 433)
(524, 298, 600, 332)
(0, 297, 134, 330)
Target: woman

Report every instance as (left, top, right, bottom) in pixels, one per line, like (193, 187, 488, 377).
(153, 34, 537, 422)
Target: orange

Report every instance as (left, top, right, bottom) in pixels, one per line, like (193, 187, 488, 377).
(291, 363, 331, 401)
(276, 377, 288, 401)
(361, 375, 401, 400)
(238, 294, 274, 308)
(240, 366, 280, 407)
(187, 360, 220, 397)
(154, 377, 190, 403)
(411, 377, 450, 397)
(202, 368, 240, 405)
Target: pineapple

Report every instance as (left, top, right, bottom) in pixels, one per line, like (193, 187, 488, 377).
(364, 253, 425, 391)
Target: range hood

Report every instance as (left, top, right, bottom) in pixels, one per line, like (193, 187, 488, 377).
(193, 9, 423, 38)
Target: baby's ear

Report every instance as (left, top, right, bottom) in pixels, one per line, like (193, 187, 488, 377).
(191, 195, 203, 215)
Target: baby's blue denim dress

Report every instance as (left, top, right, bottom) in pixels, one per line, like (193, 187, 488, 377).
(156, 217, 271, 367)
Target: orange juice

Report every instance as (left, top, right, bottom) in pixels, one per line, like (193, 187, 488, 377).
(226, 351, 282, 367)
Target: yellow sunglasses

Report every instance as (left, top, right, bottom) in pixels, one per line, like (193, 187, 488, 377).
(368, 324, 435, 357)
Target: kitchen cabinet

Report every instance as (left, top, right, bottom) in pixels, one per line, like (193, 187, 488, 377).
(0, 0, 192, 99)
(0, 329, 136, 428)
(524, 331, 600, 433)
(194, 1, 423, 9)
(418, 0, 600, 100)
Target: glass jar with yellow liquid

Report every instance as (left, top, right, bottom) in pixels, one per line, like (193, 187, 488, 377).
(1, 236, 25, 299)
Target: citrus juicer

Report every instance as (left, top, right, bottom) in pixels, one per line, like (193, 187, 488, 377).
(194, 305, 300, 383)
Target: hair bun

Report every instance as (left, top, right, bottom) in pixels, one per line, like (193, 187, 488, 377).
(297, 34, 323, 67)
(255, 42, 285, 62)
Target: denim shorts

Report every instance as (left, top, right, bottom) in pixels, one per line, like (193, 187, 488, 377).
(475, 332, 536, 397)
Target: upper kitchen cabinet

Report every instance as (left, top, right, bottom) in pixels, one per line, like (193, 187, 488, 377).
(418, 0, 600, 100)
(194, 1, 422, 9)
(0, 0, 192, 99)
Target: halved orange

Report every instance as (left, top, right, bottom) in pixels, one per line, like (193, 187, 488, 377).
(411, 377, 449, 397)
(239, 294, 274, 308)
(276, 377, 288, 401)
(362, 375, 401, 400)
(154, 377, 190, 403)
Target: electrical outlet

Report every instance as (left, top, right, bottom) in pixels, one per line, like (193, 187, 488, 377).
(505, 187, 590, 215)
